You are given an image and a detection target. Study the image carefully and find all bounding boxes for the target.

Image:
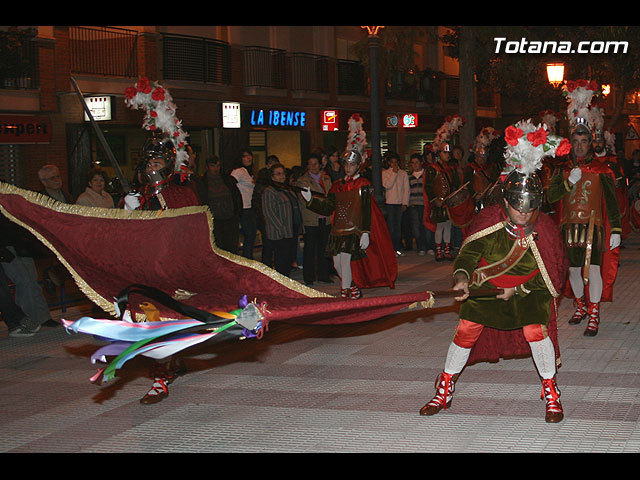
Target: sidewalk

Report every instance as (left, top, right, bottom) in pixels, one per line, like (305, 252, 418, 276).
(2, 233, 640, 453)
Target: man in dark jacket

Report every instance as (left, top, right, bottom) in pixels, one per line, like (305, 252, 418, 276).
(195, 156, 243, 255)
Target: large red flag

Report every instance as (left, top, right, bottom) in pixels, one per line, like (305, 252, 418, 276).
(0, 182, 430, 327)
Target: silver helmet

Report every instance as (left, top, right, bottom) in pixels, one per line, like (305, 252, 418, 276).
(140, 134, 176, 194)
(571, 117, 592, 139)
(503, 170, 543, 214)
(341, 149, 363, 169)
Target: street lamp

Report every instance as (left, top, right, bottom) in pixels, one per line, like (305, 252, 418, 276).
(361, 26, 385, 206)
(546, 63, 565, 88)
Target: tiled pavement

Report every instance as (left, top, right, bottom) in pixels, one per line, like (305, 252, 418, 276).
(2, 233, 640, 453)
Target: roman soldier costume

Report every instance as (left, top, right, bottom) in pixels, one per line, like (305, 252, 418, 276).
(420, 119, 571, 423)
(128, 134, 199, 212)
(546, 80, 622, 337)
(424, 115, 474, 260)
(465, 127, 502, 211)
(123, 78, 200, 403)
(304, 150, 397, 298)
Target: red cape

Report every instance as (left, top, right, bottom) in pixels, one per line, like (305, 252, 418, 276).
(463, 205, 569, 366)
(553, 160, 620, 302)
(602, 155, 630, 239)
(0, 182, 421, 329)
(330, 176, 398, 289)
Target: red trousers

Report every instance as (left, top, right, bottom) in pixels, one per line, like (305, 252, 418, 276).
(453, 318, 547, 348)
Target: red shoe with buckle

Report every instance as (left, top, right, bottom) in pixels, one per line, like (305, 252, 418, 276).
(569, 297, 587, 324)
(420, 372, 456, 416)
(541, 377, 564, 423)
(584, 302, 600, 336)
(444, 242, 454, 261)
(140, 377, 169, 404)
(349, 285, 362, 300)
(435, 244, 443, 262)
(139, 360, 186, 405)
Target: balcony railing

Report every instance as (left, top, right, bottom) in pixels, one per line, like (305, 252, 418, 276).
(336, 59, 366, 96)
(161, 33, 231, 84)
(243, 46, 286, 89)
(69, 26, 138, 77)
(290, 52, 329, 93)
(0, 29, 39, 89)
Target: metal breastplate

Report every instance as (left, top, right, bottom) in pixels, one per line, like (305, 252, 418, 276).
(433, 169, 451, 201)
(561, 170, 603, 248)
(561, 170, 603, 226)
(332, 187, 363, 235)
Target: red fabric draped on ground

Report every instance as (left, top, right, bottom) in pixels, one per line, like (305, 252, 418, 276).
(0, 184, 429, 326)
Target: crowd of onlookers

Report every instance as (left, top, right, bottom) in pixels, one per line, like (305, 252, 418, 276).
(5, 143, 640, 339)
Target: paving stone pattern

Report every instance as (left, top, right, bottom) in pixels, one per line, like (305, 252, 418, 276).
(2, 233, 640, 452)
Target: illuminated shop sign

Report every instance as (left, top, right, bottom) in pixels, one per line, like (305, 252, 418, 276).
(83, 96, 112, 121)
(322, 110, 339, 131)
(402, 113, 418, 128)
(222, 102, 241, 128)
(249, 108, 307, 128)
(386, 113, 418, 128)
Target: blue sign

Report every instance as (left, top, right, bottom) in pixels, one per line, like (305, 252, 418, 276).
(249, 109, 307, 128)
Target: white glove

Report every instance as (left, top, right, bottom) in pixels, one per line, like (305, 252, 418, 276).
(301, 187, 312, 203)
(610, 233, 621, 250)
(568, 167, 582, 185)
(123, 192, 141, 210)
(360, 232, 370, 250)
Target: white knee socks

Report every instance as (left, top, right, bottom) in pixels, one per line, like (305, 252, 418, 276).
(529, 336, 556, 380)
(569, 265, 603, 303)
(444, 342, 471, 375)
(333, 252, 352, 289)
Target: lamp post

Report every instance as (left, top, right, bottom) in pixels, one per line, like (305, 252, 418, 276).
(362, 26, 384, 206)
(546, 63, 565, 88)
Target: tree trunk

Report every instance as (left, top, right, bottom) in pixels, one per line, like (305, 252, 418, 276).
(609, 85, 627, 130)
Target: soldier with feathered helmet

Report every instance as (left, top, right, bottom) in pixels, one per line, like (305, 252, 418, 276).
(546, 79, 622, 337)
(419, 119, 571, 423)
(423, 115, 472, 261)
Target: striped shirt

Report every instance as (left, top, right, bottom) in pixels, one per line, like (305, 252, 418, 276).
(409, 170, 425, 206)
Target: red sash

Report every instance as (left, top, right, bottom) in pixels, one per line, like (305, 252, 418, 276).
(476, 257, 539, 288)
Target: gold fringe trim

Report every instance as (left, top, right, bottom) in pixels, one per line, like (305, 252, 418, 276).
(0, 182, 331, 319)
(460, 220, 507, 249)
(528, 238, 560, 298)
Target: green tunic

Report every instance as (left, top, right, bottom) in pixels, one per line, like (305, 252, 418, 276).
(454, 226, 552, 330)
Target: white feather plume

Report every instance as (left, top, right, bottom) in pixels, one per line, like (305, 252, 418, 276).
(504, 119, 570, 177)
(124, 78, 190, 172)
